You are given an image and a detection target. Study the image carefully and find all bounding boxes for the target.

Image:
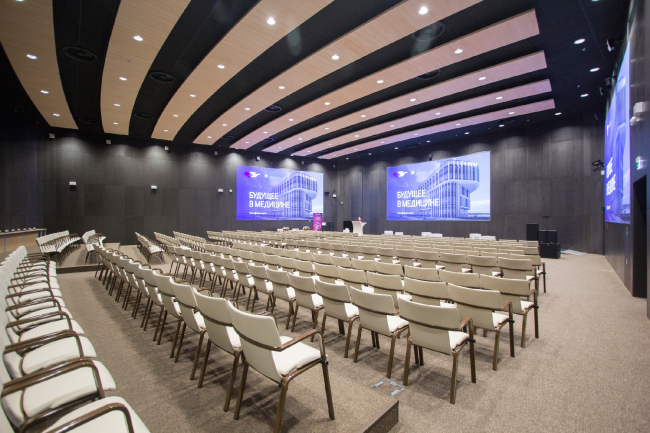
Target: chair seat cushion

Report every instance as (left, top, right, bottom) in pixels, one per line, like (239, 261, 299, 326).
(3, 361, 116, 427)
(226, 326, 241, 350)
(16, 289, 63, 304)
(387, 315, 409, 333)
(449, 331, 469, 350)
(13, 307, 73, 330)
(43, 396, 151, 433)
(273, 336, 321, 376)
(492, 313, 509, 329)
(17, 320, 85, 343)
(344, 303, 359, 319)
(520, 300, 534, 311)
(8, 299, 66, 318)
(310, 294, 323, 308)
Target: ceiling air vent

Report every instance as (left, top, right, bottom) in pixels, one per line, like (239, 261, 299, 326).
(62, 47, 98, 63)
(412, 22, 445, 42)
(78, 117, 99, 124)
(264, 105, 282, 113)
(405, 143, 419, 149)
(495, 118, 516, 124)
(415, 69, 442, 81)
(133, 112, 154, 120)
(149, 71, 176, 84)
(264, 137, 275, 142)
(222, 135, 235, 139)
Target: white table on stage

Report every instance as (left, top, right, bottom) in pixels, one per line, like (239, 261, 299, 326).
(351, 221, 367, 235)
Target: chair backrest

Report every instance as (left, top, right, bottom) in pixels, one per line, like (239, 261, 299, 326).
(250, 251, 265, 266)
(337, 266, 367, 290)
(398, 298, 461, 355)
(330, 255, 351, 268)
(376, 247, 395, 263)
(312, 253, 332, 265)
(374, 261, 403, 276)
(294, 259, 314, 277)
(228, 303, 283, 383)
(287, 273, 320, 309)
(366, 271, 403, 307)
(349, 287, 397, 335)
(194, 293, 238, 354)
(313, 263, 339, 284)
(359, 245, 377, 256)
(284, 249, 298, 259)
(510, 253, 542, 266)
(403, 277, 448, 306)
(479, 274, 531, 314)
(415, 249, 439, 268)
(265, 268, 293, 300)
(170, 280, 203, 333)
(438, 269, 480, 288)
(351, 258, 376, 272)
(248, 264, 271, 294)
(403, 265, 439, 282)
(344, 244, 361, 259)
(315, 280, 355, 322)
(439, 252, 467, 271)
(263, 254, 280, 269)
(233, 261, 253, 288)
(297, 251, 313, 261)
(447, 283, 504, 330)
(278, 256, 296, 272)
(497, 257, 534, 280)
(466, 254, 498, 275)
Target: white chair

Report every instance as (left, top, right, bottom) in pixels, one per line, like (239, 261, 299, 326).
(403, 265, 439, 282)
(398, 298, 476, 404)
(403, 277, 451, 307)
(287, 274, 324, 334)
(415, 250, 439, 268)
(313, 263, 339, 284)
(314, 280, 359, 358)
(265, 269, 296, 330)
(351, 258, 376, 273)
(439, 269, 480, 288)
(228, 303, 334, 433)
(336, 267, 368, 290)
(366, 271, 412, 308)
(247, 264, 275, 312)
(466, 255, 500, 276)
(349, 288, 409, 379)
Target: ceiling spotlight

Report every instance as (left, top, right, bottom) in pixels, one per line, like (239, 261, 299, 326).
(207, 136, 212, 139)
(263, 131, 268, 134)
(465, 132, 470, 135)
(289, 118, 293, 121)
(113, 122, 118, 125)
(173, 114, 178, 117)
(395, 147, 399, 149)
(478, 76, 486, 81)
(355, 135, 359, 137)
(278, 86, 285, 89)
(555, 112, 562, 116)
(245, 141, 249, 144)
(164, 129, 168, 132)
(332, 54, 339, 60)
(119, 77, 127, 81)
(590, 67, 600, 72)
(222, 123, 227, 127)
(581, 93, 589, 97)
(496, 96, 503, 100)
(381, 142, 384, 144)
(419, 6, 428, 15)
(377, 80, 384, 84)
(325, 127, 329, 130)
(133, 35, 143, 41)
(456, 123, 461, 126)
(324, 102, 330, 105)
(509, 112, 515, 115)
(360, 114, 366, 117)
(26, 54, 37, 59)
(113, 103, 120, 106)
(410, 98, 416, 102)
(435, 112, 441, 115)
(298, 138, 302, 140)
(40, 90, 49, 94)
(390, 125, 395, 127)
(574, 38, 586, 44)
(346, 157, 349, 160)
(53, 113, 60, 117)
(217, 64, 225, 69)
(426, 140, 430, 142)
(499, 124, 504, 127)
(307, 151, 311, 153)
(279, 146, 283, 149)
(414, 133, 418, 136)
(190, 94, 196, 97)
(267, 17, 276, 25)
(328, 143, 332, 146)
(454, 48, 463, 54)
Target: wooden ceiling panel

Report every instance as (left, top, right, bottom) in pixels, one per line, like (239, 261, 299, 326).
(266, 51, 548, 153)
(101, 0, 191, 135)
(152, 0, 334, 141)
(194, 0, 483, 145)
(230, 9, 539, 149)
(294, 80, 552, 156)
(319, 99, 557, 159)
(0, 0, 76, 129)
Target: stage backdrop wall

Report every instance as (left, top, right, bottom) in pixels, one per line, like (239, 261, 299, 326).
(335, 113, 604, 254)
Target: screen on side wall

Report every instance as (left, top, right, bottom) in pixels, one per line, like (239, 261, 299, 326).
(604, 45, 631, 224)
(387, 151, 490, 221)
(236, 166, 324, 221)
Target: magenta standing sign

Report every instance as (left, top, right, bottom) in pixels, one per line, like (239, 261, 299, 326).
(312, 213, 323, 231)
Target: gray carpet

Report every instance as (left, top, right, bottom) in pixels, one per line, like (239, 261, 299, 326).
(56, 252, 650, 432)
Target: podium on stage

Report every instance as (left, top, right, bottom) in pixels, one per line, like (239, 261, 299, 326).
(351, 221, 367, 235)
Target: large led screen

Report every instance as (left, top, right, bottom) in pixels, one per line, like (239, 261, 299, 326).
(604, 45, 631, 224)
(236, 166, 324, 221)
(387, 151, 490, 221)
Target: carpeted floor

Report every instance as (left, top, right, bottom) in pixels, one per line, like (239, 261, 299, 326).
(56, 252, 650, 433)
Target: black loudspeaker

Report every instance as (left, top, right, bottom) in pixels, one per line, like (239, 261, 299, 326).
(547, 230, 558, 244)
(540, 243, 561, 259)
(526, 223, 539, 241)
(343, 221, 353, 232)
(537, 230, 548, 243)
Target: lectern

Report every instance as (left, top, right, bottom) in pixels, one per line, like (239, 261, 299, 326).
(351, 221, 367, 235)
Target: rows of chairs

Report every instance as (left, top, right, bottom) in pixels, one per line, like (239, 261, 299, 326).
(35, 231, 81, 264)
(161, 233, 543, 404)
(81, 230, 105, 264)
(0, 246, 150, 432)
(94, 244, 335, 433)
(153, 232, 179, 253)
(135, 233, 165, 264)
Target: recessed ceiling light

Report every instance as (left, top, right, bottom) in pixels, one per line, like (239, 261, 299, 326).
(40, 90, 49, 94)
(289, 118, 293, 121)
(509, 112, 515, 115)
(355, 148, 358, 150)
(244, 108, 250, 111)
(263, 131, 268, 134)
(307, 151, 311, 153)
(113, 122, 118, 125)
(574, 38, 586, 44)
(381, 142, 384, 144)
(426, 140, 430, 142)
(590, 67, 600, 72)
(395, 147, 399, 149)
(555, 112, 562, 116)
(414, 133, 418, 136)
(410, 98, 416, 102)
(190, 94, 196, 97)
(299, 138, 302, 140)
(217, 64, 225, 69)
(245, 141, 249, 144)
(331, 54, 339, 60)
(173, 114, 178, 117)
(454, 48, 463, 54)
(113, 103, 120, 106)
(325, 127, 329, 130)
(478, 77, 486, 81)
(390, 125, 395, 127)
(581, 93, 588, 97)
(324, 102, 330, 105)
(222, 123, 227, 126)
(368, 153, 372, 155)
(133, 35, 143, 42)
(53, 113, 60, 117)
(278, 86, 285, 89)
(499, 124, 504, 127)
(26, 54, 37, 59)
(496, 96, 503, 100)
(346, 157, 349, 160)
(355, 135, 359, 137)
(207, 136, 212, 139)
(119, 77, 127, 81)
(279, 146, 283, 149)
(465, 132, 470, 135)
(377, 80, 384, 84)
(456, 123, 461, 126)
(360, 114, 366, 117)
(328, 143, 332, 146)
(435, 112, 441, 115)
(164, 129, 168, 132)
(419, 6, 428, 15)
(267, 17, 276, 25)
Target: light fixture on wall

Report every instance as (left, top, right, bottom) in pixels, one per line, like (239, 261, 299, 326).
(151, 185, 158, 190)
(164, 146, 170, 152)
(218, 188, 223, 193)
(106, 139, 111, 145)
(428, 155, 433, 161)
(69, 181, 76, 186)
(332, 189, 337, 198)
(229, 189, 233, 193)
(214, 151, 218, 156)
(301, 161, 305, 165)
(256, 156, 260, 161)
(49, 133, 55, 139)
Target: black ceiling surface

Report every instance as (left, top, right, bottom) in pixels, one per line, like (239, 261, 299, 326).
(0, 0, 631, 159)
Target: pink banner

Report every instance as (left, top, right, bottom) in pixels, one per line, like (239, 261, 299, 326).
(312, 213, 323, 231)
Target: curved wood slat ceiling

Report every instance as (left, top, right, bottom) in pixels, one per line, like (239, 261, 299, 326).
(296, 80, 551, 156)
(101, 0, 190, 135)
(0, 0, 76, 129)
(319, 99, 556, 159)
(268, 52, 547, 154)
(194, 0, 482, 145)
(152, 0, 334, 141)
(230, 9, 539, 150)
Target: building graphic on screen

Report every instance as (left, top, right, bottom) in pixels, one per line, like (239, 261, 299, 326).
(270, 172, 318, 219)
(415, 159, 480, 219)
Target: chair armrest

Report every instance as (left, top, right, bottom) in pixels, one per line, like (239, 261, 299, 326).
(7, 311, 73, 331)
(43, 402, 136, 433)
(4, 330, 83, 357)
(7, 280, 51, 290)
(197, 288, 212, 295)
(6, 287, 55, 298)
(5, 297, 62, 312)
(280, 329, 326, 358)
